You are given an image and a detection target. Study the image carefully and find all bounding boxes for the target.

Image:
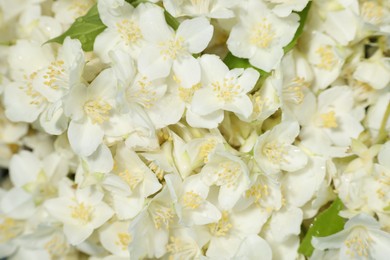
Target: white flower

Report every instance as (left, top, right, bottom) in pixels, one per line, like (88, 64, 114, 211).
(227, 0, 299, 72)
(45, 179, 114, 245)
(64, 68, 118, 156)
(95, 0, 146, 62)
(199, 149, 250, 209)
(265, 0, 309, 17)
(138, 4, 213, 80)
(52, 0, 95, 27)
(163, 0, 239, 18)
(99, 220, 131, 258)
(165, 173, 221, 226)
(189, 54, 259, 128)
(254, 121, 308, 175)
(312, 213, 390, 259)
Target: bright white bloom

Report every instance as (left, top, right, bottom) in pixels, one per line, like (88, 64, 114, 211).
(199, 149, 250, 209)
(52, 0, 96, 27)
(265, 0, 309, 17)
(64, 68, 118, 156)
(138, 4, 213, 80)
(103, 144, 162, 219)
(302, 31, 346, 90)
(312, 213, 390, 259)
(254, 121, 308, 175)
(165, 173, 221, 226)
(4, 37, 84, 134)
(99, 220, 131, 258)
(45, 179, 114, 245)
(95, 0, 146, 62)
(233, 235, 272, 260)
(227, 0, 299, 72)
(163, 0, 239, 18)
(189, 54, 259, 128)
(1, 151, 68, 219)
(298, 86, 364, 156)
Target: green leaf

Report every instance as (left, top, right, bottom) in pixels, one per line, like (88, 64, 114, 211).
(46, 4, 106, 52)
(298, 198, 346, 257)
(283, 1, 312, 53)
(223, 52, 270, 77)
(164, 10, 180, 30)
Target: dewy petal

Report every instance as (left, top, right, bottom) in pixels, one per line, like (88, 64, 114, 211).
(9, 151, 41, 187)
(191, 88, 221, 116)
(94, 29, 123, 63)
(280, 144, 308, 172)
(312, 229, 349, 250)
(68, 119, 104, 156)
(138, 44, 172, 78)
(250, 48, 284, 72)
(199, 54, 229, 85)
(223, 95, 253, 119)
(227, 24, 255, 59)
(3, 82, 46, 123)
(139, 3, 173, 43)
(173, 55, 200, 89)
(177, 16, 214, 54)
(233, 235, 272, 260)
(63, 224, 93, 245)
(186, 108, 224, 129)
(237, 68, 260, 93)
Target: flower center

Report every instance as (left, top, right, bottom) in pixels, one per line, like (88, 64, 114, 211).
(361, 2, 384, 25)
(320, 111, 338, 128)
(182, 191, 203, 209)
(70, 202, 93, 224)
(43, 60, 66, 90)
(166, 236, 198, 259)
(344, 229, 373, 258)
(68, 0, 95, 17)
(0, 217, 24, 243)
(212, 77, 241, 102)
(199, 139, 217, 163)
(152, 205, 174, 229)
(20, 72, 46, 106)
(115, 232, 132, 251)
(44, 235, 69, 258)
(160, 37, 185, 60)
(216, 161, 241, 188)
(84, 99, 112, 124)
(118, 169, 144, 190)
(283, 77, 308, 104)
(208, 211, 232, 237)
(263, 141, 287, 164)
(315, 45, 338, 71)
(245, 183, 269, 204)
(250, 19, 276, 48)
(116, 19, 142, 45)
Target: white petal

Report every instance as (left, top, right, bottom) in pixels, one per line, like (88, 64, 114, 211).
(191, 88, 221, 116)
(177, 16, 214, 53)
(138, 45, 172, 78)
(199, 54, 229, 85)
(173, 56, 200, 89)
(186, 108, 224, 129)
(64, 224, 93, 245)
(280, 144, 308, 172)
(139, 4, 173, 43)
(68, 120, 104, 156)
(233, 235, 272, 260)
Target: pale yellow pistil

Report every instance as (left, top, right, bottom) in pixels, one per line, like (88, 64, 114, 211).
(70, 202, 93, 224)
(263, 141, 287, 164)
(361, 2, 384, 24)
(217, 161, 241, 188)
(245, 183, 269, 204)
(118, 169, 143, 189)
(115, 233, 132, 251)
(320, 111, 338, 128)
(250, 19, 276, 48)
(344, 231, 372, 257)
(160, 37, 185, 60)
(116, 19, 142, 45)
(152, 206, 174, 229)
(43, 60, 65, 90)
(316, 45, 337, 71)
(84, 99, 112, 124)
(212, 77, 241, 102)
(208, 211, 232, 237)
(182, 191, 203, 209)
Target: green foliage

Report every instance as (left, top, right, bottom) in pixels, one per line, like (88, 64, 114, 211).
(298, 198, 346, 257)
(283, 1, 312, 53)
(46, 4, 106, 52)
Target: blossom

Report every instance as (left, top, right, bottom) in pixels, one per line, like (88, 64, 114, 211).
(44, 179, 114, 245)
(312, 214, 390, 259)
(227, 0, 300, 72)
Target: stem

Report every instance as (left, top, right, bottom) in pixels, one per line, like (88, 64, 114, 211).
(375, 100, 390, 144)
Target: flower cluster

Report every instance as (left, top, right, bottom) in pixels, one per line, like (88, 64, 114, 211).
(0, 0, 389, 259)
